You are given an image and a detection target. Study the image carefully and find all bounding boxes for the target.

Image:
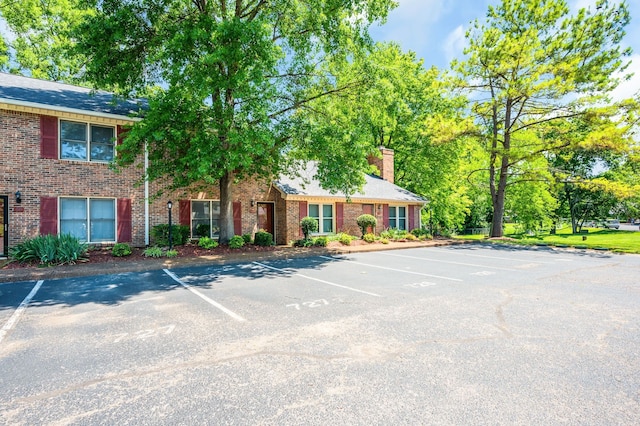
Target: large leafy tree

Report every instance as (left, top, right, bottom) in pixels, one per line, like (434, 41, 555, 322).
(453, 0, 632, 237)
(74, 0, 396, 243)
(0, 0, 91, 80)
(549, 108, 640, 232)
(294, 42, 474, 232)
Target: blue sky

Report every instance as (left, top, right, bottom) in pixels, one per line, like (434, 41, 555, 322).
(370, 0, 640, 100)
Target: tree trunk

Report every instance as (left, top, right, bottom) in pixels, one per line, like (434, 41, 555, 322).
(565, 183, 578, 234)
(489, 99, 512, 238)
(490, 164, 508, 237)
(219, 171, 235, 244)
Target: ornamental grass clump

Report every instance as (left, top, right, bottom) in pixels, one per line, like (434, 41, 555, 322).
(10, 234, 88, 266)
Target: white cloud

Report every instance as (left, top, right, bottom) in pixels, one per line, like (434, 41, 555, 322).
(443, 25, 466, 63)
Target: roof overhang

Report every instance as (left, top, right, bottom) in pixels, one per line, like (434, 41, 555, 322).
(0, 98, 141, 125)
(273, 184, 428, 205)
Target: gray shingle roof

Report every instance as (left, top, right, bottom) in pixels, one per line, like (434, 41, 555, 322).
(275, 162, 427, 203)
(0, 73, 146, 117)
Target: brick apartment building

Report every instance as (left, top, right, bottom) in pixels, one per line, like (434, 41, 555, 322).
(0, 73, 426, 257)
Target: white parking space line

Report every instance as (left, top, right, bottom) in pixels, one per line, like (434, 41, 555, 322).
(319, 256, 463, 282)
(252, 262, 382, 297)
(379, 252, 517, 271)
(442, 250, 566, 264)
(163, 269, 246, 322)
(0, 280, 44, 345)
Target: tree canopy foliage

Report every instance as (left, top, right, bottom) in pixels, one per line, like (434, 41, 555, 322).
(454, 0, 634, 237)
(0, 0, 91, 80)
(73, 0, 396, 242)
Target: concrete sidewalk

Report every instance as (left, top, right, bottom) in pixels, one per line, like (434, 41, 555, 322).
(0, 239, 465, 283)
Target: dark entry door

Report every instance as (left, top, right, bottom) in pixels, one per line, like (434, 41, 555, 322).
(257, 203, 274, 236)
(0, 196, 7, 257)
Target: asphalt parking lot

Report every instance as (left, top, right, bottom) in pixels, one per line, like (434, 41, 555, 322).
(1, 244, 639, 425)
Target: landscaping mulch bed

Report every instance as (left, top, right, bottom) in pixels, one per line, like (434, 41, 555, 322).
(1, 243, 280, 270)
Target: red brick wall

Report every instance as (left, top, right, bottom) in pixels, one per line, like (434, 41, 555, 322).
(1, 108, 423, 249)
(147, 176, 280, 243)
(0, 110, 146, 247)
(367, 147, 394, 183)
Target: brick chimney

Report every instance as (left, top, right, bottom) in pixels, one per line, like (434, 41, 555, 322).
(367, 146, 394, 184)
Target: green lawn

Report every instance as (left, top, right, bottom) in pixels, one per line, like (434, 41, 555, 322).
(455, 227, 640, 254)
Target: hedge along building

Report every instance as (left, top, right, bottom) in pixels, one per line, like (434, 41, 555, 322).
(0, 73, 427, 255)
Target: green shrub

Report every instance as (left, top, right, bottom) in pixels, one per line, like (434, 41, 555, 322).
(198, 236, 219, 249)
(338, 233, 353, 246)
(379, 230, 392, 239)
(254, 230, 273, 247)
(356, 214, 377, 237)
(363, 233, 376, 243)
(229, 235, 245, 249)
(55, 234, 88, 264)
(195, 223, 211, 238)
(300, 216, 319, 240)
(151, 224, 190, 246)
(112, 243, 132, 257)
(33, 234, 57, 264)
(242, 233, 253, 245)
(380, 238, 389, 244)
(312, 236, 328, 247)
(411, 228, 431, 238)
(381, 228, 409, 241)
(143, 246, 163, 258)
(405, 233, 417, 241)
(165, 249, 178, 258)
(9, 234, 88, 265)
(292, 239, 310, 247)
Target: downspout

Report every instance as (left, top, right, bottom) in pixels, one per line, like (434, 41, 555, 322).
(144, 143, 149, 246)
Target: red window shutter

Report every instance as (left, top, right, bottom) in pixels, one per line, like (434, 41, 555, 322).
(117, 198, 132, 242)
(299, 201, 307, 237)
(116, 125, 128, 159)
(179, 200, 191, 226)
(409, 206, 415, 231)
(40, 197, 58, 235)
(40, 115, 58, 159)
(336, 202, 344, 232)
(383, 204, 390, 229)
(233, 201, 242, 235)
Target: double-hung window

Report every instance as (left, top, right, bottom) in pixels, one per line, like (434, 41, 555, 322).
(308, 203, 333, 234)
(60, 198, 116, 242)
(191, 200, 220, 238)
(60, 120, 115, 162)
(389, 206, 407, 230)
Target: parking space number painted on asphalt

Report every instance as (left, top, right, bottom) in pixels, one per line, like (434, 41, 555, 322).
(112, 324, 176, 343)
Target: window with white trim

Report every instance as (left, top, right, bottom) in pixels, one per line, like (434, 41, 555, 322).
(389, 206, 407, 230)
(308, 203, 333, 234)
(60, 120, 115, 162)
(60, 197, 116, 242)
(191, 200, 220, 238)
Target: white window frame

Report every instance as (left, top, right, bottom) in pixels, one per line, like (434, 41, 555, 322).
(191, 200, 221, 239)
(308, 203, 334, 234)
(59, 119, 116, 163)
(59, 197, 117, 243)
(388, 205, 407, 231)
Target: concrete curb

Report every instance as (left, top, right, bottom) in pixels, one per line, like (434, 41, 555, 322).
(0, 239, 470, 284)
